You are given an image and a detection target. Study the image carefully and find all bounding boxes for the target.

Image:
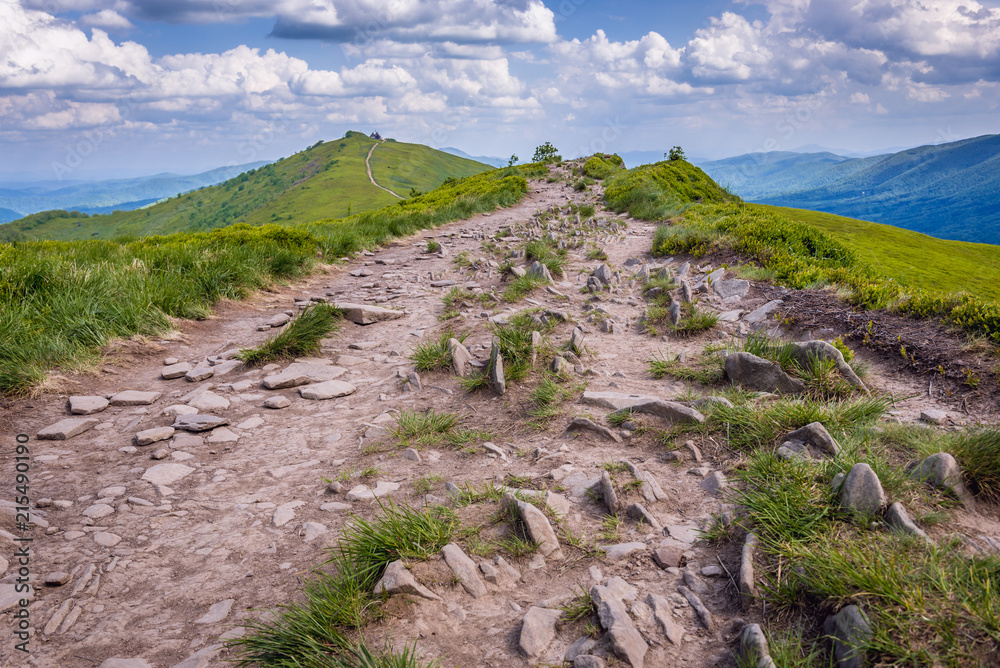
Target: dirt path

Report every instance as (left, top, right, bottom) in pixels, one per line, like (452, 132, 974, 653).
(366, 141, 403, 199)
(1, 165, 997, 668)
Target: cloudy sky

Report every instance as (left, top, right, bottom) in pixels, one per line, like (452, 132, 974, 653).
(2, 0, 999, 179)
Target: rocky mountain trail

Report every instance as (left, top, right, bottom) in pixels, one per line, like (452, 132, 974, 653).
(2, 164, 998, 667)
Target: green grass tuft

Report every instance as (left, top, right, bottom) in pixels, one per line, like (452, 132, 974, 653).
(237, 303, 343, 366)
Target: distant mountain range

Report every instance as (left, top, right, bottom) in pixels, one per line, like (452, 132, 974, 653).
(441, 147, 506, 168)
(699, 134, 1000, 245)
(0, 163, 270, 224)
(0, 132, 491, 242)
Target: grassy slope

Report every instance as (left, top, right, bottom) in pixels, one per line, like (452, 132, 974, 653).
(369, 139, 492, 197)
(1, 133, 490, 241)
(762, 205, 1000, 300)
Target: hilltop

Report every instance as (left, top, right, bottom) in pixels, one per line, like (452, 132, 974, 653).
(0, 132, 490, 242)
(700, 134, 1000, 244)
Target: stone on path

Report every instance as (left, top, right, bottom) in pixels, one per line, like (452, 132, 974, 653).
(135, 426, 175, 446)
(264, 396, 291, 409)
(374, 560, 441, 601)
(0, 583, 33, 612)
(591, 577, 646, 667)
(912, 452, 972, 505)
(299, 380, 357, 400)
(488, 341, 505, 395)
(839, 463, 885, 514)
(141, 463, 195, 487)
(526, 261, 553, 284)
(345, 481, 400, 501)
(110, 390, 161, 406)
(519, 606, 562, 657)
(569, 327, 586, 356)
(920, 409, 949, 425)
(194, 599, 234, 624)
(739, 624, 777, 668)
(646, 593, 684, 646)
(566, 417, 621, 443)
(335, 302, 406, 325)
(160, 362, 193, 380)
(743, 299, 783, 325)
(739, 533, 759, 610)
(715, 278, 750, 300)
(263, 362, 347, 390)
(678, 585, 715, 631)
(629, 399, 705, 425)
(37, 417, 100, 440)
(823, 605, 872, 668)
(272, 501, 305, 527)
(625, 503, 663, 532)
(449, 338, 474, 377)
(700, 471, 728, 497)
(725, 352, 805, 394)
(187, 391, 230, 412)
(173, 414, 229, 432)
(600, 471, 619, 514)
(69, 396, 109, 415)
(505, 493, 564, 559)
(94, 531, 122, 547)
(442, 543, 487, 598)
(185, 366, 215, 382)
(99, 660, 153, 668)
(599, 542, 647, 562)
(581, 391, 660, 411)
(82, 503, 114, 518)
(885, 502, 929, 541)
(574, 657, 606, 668)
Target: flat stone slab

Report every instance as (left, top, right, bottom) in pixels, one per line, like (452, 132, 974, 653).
(172, 414, 230, 432)
(299, 380, 358, 400)
(141, 463, 195, 487)
(161, 362, 193, 380)
(581, 391, 660, 411)
(598, 542, 647, 562)
(187, 391, 230, 412)
(135, 426, 175, 446)
(110, 391, 161, 406)
(346, 481, 400, 501)
(206, 427, 239, 444)
(335, 302, 406, 325)
(715, 278, 750, 299)
(37, 417, 100, 440)
(263, 363, 347, 390)
(520, 606, 562, 658)
(374, 560, 441, 601)
(0, 584, 34, 612)
(69, 396, 109, 415)
(743, 299, 784, 324)
(195, 599, 234, 624)
(442, 543, 487, 598)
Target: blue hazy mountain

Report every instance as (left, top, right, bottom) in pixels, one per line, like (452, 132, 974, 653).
(699, 135, 1000, 245)
(0, 162, 270, 223)
(441, 147, 506, 168)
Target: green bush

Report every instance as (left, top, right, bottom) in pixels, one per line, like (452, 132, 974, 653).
(582, 154, 625, 180)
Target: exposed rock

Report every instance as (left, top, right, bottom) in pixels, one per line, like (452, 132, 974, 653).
(692, 396, 734, 411)
(489, 341, 506, 395)
(823, 605, 872, 668)
(785, 422, 840, 456)
(630, 399, 705, 425)
(335, 302, 406, 325)
(110, 390, 161, 406)
(647, 593, 684, 646)
(788, 341, 868, 394)
(740, 533, 759, 610)
(725, 352, 805, 394)
(565, 637, 597, 662)
(374, 560, 441, 601)
(345, 481, 400, 501)
(581, 390, 659, 411)
(885, 502, 929, 541)
(600, 471, 619, 514)
(552, 356, 571, 375)
(187, 391, 230, 412)
(264, 396, 291, 409)
(626, 503, 663, 532)
(141, 463, 195, 487)
(263, 362, 347, 389)
(194, 599, 234, 624)
(574, 655, 606, 668)
(403, 448, 421, 462)
(840, 463, 886, 514)
(911, 452, 972, 504)
(678, 585, 715, 631)
(570, 327, 586, 355)
(37, 417, 100, 440)
(920, 409, 949, 425)
(653, 545, 683, 569)
(299, 380, 357, 400)
(173, 414, 230, 432)
(448, 338, 474, 377)
(566, 417, 622, 443)
(700, 471, 728, 497)
(272, 501, 304, 527)
(739, 623, 777, 668)
(776, 440, 811, 461)
(442, 543, 487, 598)
(526, 261, 554, 284)
(69, 395, 110, 415)
(743, 299, 783, 325)
(44, 571, 71, 586)
(519, 606, 562, 657)
(266, 313, 291, 327)
(715, 278, 750, 300)
(593, 263, 613, 286)
(99, 660, 152, 668)
(599, 542, 647, 561)
(505, 494, 564, 559)
(607, 621, 648, 668)
(185, 366, 215, 382)
(591, 578, 646, 667)
(668, 301, 682, 325)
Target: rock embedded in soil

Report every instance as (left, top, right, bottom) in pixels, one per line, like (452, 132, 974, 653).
(567, 417, 622, 443)
(823, 605, 872, 668)
(98, 660, 153, 668)
(715, 278, 750, 300)
(653, 545, 683, 569)
(724, 352, 806, 394)
(920, 409, 949, 425)
(263, 362, 347, 389)
(678, 585, 715, 631)
(526, 260, 554, 284)
(885, 502, 930, 541)
(739, 623, 777, 668)
(134, 426, 175, 446)
(646, 593, 684, 646)
(374, 560, 441, 601)
(599, 470, 619, 514)
(488, 342, 505, 395)
(345, 481, 399, 501)
(911, 452, 972, 505)
(626, 503, 663, 532)
(700, 471, 728, 497)
(629, 399, 705, 425)
(505, 493, 564, 559)
(194, 598, 234, 624)
(335, 302, 406, 325)
(519, 606, 562, 657)
(68, 395, 109, 415)
(785, 422, 840, 456)
(574, 657, 607, 668)
(173, 414, 230, 432)
(740, 533, 759, 610)
(187, 390, 230, 412)
(591, 577, 647, 668)
(184, 366, 215, 382)
(788, 340, 869, 394)
(442, 543, 487, 598)
(448, 338, 474, 377)
(110, 390, 161, 406)
(141, 463, 195, 487)
(743, 299, 784, 325)
(839, 463, 886, 514)
(298, 380, 357, 400)
(37, 417, 100, 440)
(264, 396, 291, 409)
(600, 542, 647, 562)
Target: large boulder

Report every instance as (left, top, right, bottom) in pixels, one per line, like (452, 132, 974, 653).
(725, 352, 805, 394)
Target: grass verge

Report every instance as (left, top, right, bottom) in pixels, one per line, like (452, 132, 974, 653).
(237, 303, 343, 366)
